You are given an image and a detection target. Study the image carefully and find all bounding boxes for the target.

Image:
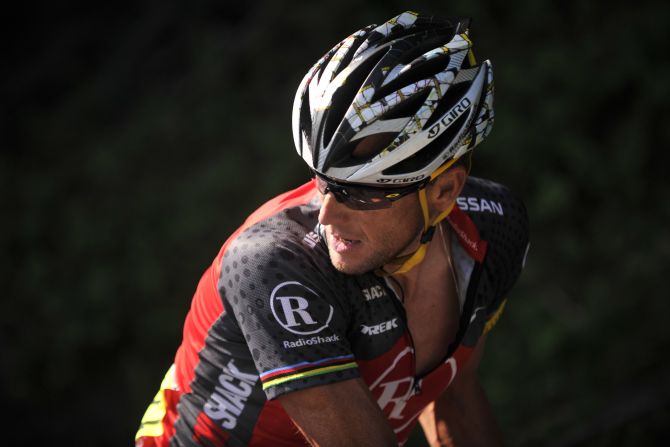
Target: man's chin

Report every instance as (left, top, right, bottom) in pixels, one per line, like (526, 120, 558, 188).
(332, 262, 369, 275)
(328, 250, 376, 275)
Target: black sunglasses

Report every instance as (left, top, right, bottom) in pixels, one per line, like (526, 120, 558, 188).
(312, 171, 427, 210)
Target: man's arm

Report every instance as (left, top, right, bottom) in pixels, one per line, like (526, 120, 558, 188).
(418, 335, 504, 447)
(278, 377, 397, 447)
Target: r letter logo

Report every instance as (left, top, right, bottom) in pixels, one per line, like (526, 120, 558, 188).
(270, 281, 333, 335)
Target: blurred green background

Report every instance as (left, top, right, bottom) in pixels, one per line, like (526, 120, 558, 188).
(3, 0, 669, 445)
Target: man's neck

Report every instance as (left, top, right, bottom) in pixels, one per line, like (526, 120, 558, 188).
(389, 222, 452, 302)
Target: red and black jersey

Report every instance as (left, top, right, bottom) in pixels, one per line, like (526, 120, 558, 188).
(136, 176, 529, 447)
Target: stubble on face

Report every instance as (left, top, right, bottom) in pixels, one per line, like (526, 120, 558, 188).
(324, 228, 419, 275)
(323, 202, 423, 275)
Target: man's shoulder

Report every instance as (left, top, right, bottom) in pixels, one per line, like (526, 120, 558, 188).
(459, 176, 529, 299)
(455, 177, 530, 344)
(220, 204, 326, 277)
(214, 181, 322, 271)
(458, 177, 526, 222)
(458, 176, 529, 248)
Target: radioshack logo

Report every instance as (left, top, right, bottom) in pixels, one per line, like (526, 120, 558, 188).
(270, 281, 333, 335)
(283, 334, 340, 349)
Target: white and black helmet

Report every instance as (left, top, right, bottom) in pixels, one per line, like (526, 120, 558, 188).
(292, 11, 494, 186)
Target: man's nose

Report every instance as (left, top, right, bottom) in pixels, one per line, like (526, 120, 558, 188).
(318, 191, 350, 226)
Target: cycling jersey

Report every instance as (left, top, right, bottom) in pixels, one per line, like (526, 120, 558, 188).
(135, 176, 529, 447)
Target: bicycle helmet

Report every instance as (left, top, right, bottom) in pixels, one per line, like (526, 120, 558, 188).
(292, 11, 495, 274)
(292, 11, 494, 186)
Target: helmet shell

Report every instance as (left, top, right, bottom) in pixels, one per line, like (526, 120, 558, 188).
(292, 11, 494, 185)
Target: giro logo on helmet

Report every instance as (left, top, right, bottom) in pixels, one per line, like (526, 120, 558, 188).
(427, 97, 472, 139)
(376, 175, 426, 184)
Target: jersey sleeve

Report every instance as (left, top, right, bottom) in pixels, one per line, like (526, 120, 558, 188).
(217, 223, 359, 400)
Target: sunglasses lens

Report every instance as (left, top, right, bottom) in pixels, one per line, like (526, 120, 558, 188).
(344, 190, 392, 210)
(314, 175, 405, 210)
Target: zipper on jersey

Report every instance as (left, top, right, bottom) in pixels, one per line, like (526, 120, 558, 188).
(382, 277, 424, 396)
(404, 322, 422, 396)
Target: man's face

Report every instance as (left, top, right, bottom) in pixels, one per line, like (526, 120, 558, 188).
(317, 189, 424, 275)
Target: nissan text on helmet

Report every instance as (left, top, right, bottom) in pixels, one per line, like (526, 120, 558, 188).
(292, 11, 494, 186)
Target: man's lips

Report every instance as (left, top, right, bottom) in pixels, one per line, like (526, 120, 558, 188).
(332, 232, 359, 243)
(329, 230, 362, 253)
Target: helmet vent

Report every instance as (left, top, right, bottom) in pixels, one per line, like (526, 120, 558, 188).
(381, 89, 431, 120)
(299, 90, 313, 143)
(317, 44, 342, 83)
(396, 32, 451, 65)
(327, 132, 398, 168)
(332, 31, 371, 78)
(322, 49, 388, 147)
(373, 52, 451, 103)
(359, 21, 427, 56)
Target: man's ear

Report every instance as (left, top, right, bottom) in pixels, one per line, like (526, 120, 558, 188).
(426, 165, 467, 216)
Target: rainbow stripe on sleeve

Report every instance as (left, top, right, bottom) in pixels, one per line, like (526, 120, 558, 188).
(259, 355, 358, 390)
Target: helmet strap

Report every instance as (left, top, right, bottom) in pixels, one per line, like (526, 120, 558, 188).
(374, 156, 461, 276)
(375, 189, 455, 276)
(374, 156, 464, 276)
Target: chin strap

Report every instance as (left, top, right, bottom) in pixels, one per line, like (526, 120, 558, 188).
(375, 157, 462, 276)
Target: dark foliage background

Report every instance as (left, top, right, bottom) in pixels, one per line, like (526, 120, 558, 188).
(3, 0, 669, 445)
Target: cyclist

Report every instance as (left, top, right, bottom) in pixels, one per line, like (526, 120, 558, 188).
(136, 11, 529, 447)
